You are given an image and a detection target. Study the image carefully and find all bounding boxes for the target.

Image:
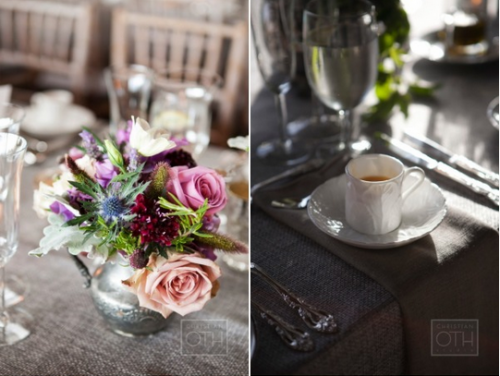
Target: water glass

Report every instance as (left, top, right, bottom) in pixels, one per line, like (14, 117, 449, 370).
(105, 65, 154, 134)
(150, 69, 221, 157)
(0, 132, 33, 346)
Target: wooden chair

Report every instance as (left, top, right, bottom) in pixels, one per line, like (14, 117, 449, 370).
(110, 7, 248, 144)
(0, 0, 94, 102)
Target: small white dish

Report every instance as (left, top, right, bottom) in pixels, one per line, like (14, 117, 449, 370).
(22, 104, 96, 139)
(307, 174, 447, 249)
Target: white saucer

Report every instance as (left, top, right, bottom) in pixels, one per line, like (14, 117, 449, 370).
(22, 104, 96, 139)
(307, 174, 447, 249)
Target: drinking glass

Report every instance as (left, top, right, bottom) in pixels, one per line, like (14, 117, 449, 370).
(0, 104, 28, 307)
(303, 0, 379, 152)
(251, 0, 309, 165)
(105, 65, 154, 135)
(150, 69, 221, 157)
(0, 104, 25, 134)
(0, 132, 33, 345)
(221, 157, 249, 272)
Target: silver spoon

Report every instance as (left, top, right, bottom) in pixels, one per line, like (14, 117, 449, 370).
(251, 263, 338, 333)
(252, 301, 315, 352)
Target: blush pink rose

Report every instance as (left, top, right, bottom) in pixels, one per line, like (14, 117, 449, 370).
(122, 253, 221, 318)
(168, 166, 227, 215)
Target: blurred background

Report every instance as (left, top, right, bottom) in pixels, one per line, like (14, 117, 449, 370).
(0, 0, 249, 148)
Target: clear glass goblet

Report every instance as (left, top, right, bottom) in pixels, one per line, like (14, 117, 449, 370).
(303, 0, 379, 153)
(0, 132, 33, 346)
(251, 0, 310, 165)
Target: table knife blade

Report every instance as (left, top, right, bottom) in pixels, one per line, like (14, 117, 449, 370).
(404, 130, 499, 188)
(376, 132, 499, 206)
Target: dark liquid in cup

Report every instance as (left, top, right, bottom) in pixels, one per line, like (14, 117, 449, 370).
(361, 176, 390, 182)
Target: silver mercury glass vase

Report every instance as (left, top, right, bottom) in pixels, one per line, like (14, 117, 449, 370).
(90, 262, 172, 337)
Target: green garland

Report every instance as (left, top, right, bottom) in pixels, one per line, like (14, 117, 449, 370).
(364, 0, 439, 122)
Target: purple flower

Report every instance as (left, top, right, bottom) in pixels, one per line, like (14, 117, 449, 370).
(127, 148, 140, 172)
(69, 147, 84, 160)
(116, 121, 133, 145)
(68, 188, 93, 210)
(49, 202, 75, 221)
(79, 130, 101, 159)
(202, 215, 220, 232)
(95, 159, 118, 188)
(191, 243, 217, 261)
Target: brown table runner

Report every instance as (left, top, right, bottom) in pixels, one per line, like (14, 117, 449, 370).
(253, 152, 499, 375)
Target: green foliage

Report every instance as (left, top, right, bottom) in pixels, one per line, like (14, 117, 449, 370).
(158, 194, 210, 252)
(63, 164, 148, 256)
(365, 1, 438, 123)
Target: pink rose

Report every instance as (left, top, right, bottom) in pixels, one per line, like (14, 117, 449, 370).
(168, 166, 227, 215)
(123, 253, 221, 318)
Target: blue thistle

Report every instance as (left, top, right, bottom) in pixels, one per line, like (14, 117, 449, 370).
(79, 130, 102, 159)
(100, 196, 128, 223)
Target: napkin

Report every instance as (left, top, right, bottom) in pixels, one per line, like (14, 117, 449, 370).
(252, 149, 499, 375)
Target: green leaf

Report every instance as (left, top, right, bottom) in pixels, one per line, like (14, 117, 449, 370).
(409, 83, 440, 97)
(69, 180, 98, 199)
(65, 212, 94, 227)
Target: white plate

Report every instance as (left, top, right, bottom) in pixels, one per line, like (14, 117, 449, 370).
(22, 104, 96, 139)
(411, 31, 499, 65)
(307, 174, 447, 249)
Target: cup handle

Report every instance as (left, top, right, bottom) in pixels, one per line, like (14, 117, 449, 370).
(401, 167, 425, 202)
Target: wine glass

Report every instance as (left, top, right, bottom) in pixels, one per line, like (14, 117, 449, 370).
(251, 0, 309, 165)
(303, 0, 379, 152)
(0, 104, 29, 308)
(150, 69, 222, 157)
(0, 132, 33, 345)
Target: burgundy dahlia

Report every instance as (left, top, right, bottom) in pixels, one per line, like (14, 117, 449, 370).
(130, 194, 180, 247)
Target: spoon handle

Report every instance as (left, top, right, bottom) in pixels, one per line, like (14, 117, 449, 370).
(251, 263, 338, 333)
(252, 301, 314, 352)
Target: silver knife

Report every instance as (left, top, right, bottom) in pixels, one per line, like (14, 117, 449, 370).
(377, 133, 499, 207)
(404, 130, 499, 188)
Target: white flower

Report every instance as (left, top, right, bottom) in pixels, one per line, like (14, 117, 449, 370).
(227, 135, 249, 152)
(33, 171, 75, 219)
(129, 117, 176, 157)
(75, 155, 97, 179)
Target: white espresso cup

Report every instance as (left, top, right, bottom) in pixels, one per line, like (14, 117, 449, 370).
(345, 154, 425, 235)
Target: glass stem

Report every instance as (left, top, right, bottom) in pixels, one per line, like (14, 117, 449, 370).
(275, 92, 291, 155)
(0, 265, 9, 341)
(338, 109, 353, 147)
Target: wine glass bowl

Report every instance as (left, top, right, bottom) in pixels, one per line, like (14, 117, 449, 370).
(251, 0, 309, 165)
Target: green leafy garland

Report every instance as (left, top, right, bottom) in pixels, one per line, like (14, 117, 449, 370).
(364, 0, 438, 122)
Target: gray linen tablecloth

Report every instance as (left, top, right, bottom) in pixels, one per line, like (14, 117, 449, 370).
(0, 147, 249, 376)
(250, 56, 498, 375)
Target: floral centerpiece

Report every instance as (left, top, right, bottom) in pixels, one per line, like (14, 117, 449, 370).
(32, 117, 247, 319)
